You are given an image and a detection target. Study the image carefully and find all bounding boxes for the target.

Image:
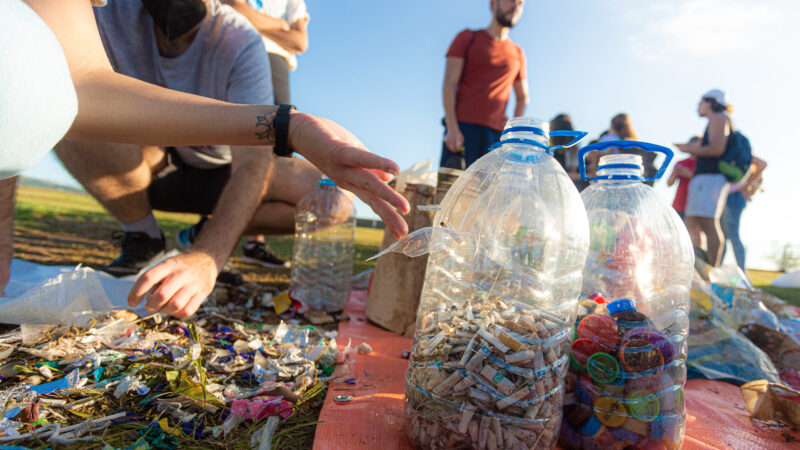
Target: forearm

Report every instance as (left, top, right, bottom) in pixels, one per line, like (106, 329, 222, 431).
(68, 70, 278, 146)
(258, 28, 308, 54)
(513, 98, 527, 117)
(224, 0, 288, 31)
(688, 145, 723, 158)
(191, 151, 273, 268)
(443, 84, 459, 129)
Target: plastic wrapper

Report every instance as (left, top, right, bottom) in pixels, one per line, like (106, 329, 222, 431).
(562, 145, 694, 450)
(384, 118, 590, 449)
(687, 272, 783, 385)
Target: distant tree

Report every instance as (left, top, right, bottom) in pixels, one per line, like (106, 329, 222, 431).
(772, 243, 800, 272)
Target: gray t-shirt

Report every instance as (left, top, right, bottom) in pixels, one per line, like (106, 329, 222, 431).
(94, 0, 273, 168)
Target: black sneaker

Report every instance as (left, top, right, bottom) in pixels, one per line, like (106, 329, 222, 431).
(241, 241, 289, 269)
(102, 231, 166, 277)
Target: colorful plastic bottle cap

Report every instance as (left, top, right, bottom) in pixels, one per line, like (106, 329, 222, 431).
(621, 416, 649, 436)
(577, 314, 620, 350)
(614, 310, 650, 331)
(589, 293, 607, 304)
(623, 327, 674, 362)
(333, 395, 353, 404)
(650, 414, 665, 440)
(593, 396, 627, 427)
(571, 338, 606, 367)
(586, 352, 621, 384)
(570, 352, 586, 373)
(577, 413, 604, 437)
(608, 426, 639, 444)
(619, 339, 665, 374)
(627, 390, 660, 422)
(607, 299, 636, 316)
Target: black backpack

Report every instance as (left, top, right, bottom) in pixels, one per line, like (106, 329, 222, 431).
(718, 130, 752, 182)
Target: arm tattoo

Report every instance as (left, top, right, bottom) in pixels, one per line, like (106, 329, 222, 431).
(254, 112, 277, 144)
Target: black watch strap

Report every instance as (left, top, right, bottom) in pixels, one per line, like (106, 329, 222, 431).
(273, 104, 296, 157)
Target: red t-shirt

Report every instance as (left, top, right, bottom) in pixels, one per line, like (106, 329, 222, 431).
(447, 29, 527, 131)
(672, 157, 697, 212)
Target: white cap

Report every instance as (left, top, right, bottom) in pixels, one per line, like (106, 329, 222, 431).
(702, 89, 728, 106)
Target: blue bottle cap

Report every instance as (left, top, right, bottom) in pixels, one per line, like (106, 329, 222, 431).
(650, 414, 665, 440)
(577, 413, 604, 437)
(318, 177, 336, 186)
(607, 299, 636, 316)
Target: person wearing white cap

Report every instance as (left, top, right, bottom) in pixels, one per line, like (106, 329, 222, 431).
(675, 89, 735, 266)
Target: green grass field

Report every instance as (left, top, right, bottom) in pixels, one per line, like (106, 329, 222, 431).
(13, 186, 385, 281)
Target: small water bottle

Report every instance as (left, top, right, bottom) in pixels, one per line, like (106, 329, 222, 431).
(290, 176, 356, 312)
(560, 142, 694, 450)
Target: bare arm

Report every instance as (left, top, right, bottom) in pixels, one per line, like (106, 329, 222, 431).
(0, 177, 15, 295)
(512, 78, 529, 117)
(683, 114, 730, 158)
(129, 148, 273, 317)
(223, 0, 308, 54)
(443, 57, 464, 153)
(23, 0, 410, 238)
(732, 155, 767, 195)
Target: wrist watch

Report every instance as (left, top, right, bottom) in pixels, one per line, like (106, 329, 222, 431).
(273, 104, 296, 157)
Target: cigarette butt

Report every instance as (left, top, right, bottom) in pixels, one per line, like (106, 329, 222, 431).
(497, 329, 523, 352)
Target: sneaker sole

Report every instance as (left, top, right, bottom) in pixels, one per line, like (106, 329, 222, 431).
(240, 255, 291, 269)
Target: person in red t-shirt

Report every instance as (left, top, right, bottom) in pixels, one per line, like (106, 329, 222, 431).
(667, 137, 700, 220)
(441, 0, 528, 169)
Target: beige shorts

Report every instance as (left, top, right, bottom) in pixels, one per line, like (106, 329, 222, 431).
(685, 174, 729, 219)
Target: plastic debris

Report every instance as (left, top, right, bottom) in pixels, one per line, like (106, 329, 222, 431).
(0, 281, 339, 447)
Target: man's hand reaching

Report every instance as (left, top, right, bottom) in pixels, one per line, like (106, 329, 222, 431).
(289, 113, 410, 239)
(127, 251, 219, 319)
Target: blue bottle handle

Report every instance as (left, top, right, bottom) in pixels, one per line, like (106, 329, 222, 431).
(489, 127, 588, 155)
(578, 140, 674, 182)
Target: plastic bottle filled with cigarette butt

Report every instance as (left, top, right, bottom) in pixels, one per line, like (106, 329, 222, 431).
(559, 142, 694, 449)
(290, 176, 356, 312)
(373, 117, 591, 449)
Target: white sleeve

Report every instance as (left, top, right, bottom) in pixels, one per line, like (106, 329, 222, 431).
(285, 0, 309, 26)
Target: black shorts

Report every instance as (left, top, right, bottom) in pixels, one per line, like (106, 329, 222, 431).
(148, 148, 231, 215)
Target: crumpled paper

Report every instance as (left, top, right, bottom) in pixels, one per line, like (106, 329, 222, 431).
(741, 380, 800, 426)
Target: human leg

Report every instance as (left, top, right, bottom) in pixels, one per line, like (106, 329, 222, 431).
(55, 141, 167, 275)
(721, 192, 747, 270)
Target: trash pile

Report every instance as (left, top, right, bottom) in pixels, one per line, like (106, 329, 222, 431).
(687, 264, 800, 390)
(0, 282, 342, 449)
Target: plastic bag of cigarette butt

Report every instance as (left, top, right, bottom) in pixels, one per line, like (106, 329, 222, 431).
(381, 118, 590, 449)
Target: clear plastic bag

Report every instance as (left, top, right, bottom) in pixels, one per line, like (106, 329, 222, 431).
(384, 118, 590, 449)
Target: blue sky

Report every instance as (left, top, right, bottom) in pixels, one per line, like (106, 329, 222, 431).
(24, 0, 800, 270)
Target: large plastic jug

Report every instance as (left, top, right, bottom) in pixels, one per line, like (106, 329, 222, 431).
(290, 176, 355, 312)
(380, 118, 590, 449)
(560, 142, 694, 449)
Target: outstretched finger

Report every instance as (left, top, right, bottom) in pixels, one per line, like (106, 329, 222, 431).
(174, 293, 206, 319)
(339, 146, 400, 176)
(128, 260, 174, 307)
(160, 285, 194, 316)
(349, 185, 409, 239)
(344, 168, 410, 215)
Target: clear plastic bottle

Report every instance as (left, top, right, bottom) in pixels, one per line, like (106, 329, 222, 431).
(290, 176, 355, 312)
(560, 142, 694, 449)
(400, 118, 590, 449)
